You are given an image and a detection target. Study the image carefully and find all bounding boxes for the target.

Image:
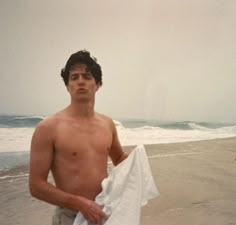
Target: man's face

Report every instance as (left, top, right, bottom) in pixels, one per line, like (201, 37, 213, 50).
(67, 64, 99, 102)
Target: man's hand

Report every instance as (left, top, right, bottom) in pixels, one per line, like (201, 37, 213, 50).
(80, 197, 108, 225)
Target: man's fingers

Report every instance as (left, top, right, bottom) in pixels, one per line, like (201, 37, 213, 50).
(85, 202, 108, 224)
(96, 204, 108, 219)
(92, 213, 104, 225)
(89, 206, 107, 221)
(96, 207, 108, 220)
(101, 212, 108, 220)
(97, 219, 102, 225)
(93, 205, 108, 218)
(88, 211, 99, 224)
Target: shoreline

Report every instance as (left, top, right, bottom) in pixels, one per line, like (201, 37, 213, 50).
(1, 136, 236, 177)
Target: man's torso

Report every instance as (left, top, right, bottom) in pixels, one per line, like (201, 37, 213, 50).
(49, 112, 113, 200)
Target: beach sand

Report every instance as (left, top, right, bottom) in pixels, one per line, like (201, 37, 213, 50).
(0, 137, 236, 225)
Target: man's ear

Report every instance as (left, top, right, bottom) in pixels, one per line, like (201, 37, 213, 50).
(96, 84, 100, 91)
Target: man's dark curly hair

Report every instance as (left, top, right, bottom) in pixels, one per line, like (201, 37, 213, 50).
(61, 50, 103, 86)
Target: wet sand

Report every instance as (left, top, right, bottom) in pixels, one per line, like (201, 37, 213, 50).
(1, 137, 236, 225)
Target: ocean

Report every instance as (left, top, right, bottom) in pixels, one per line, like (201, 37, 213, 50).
(0, 115, 236, 171)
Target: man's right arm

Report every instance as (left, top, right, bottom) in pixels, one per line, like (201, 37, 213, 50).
(29, 119, 107, 225)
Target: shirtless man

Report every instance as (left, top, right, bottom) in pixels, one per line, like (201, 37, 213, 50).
(29, 50, 128, 225)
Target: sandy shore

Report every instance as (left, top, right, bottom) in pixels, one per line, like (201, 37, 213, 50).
(1, 137, 236, 225)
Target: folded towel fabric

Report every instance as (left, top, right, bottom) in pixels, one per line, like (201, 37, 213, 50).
(73, 145, 159, 225)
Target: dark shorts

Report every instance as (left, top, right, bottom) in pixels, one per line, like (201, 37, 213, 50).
(52, 207, 78, 225)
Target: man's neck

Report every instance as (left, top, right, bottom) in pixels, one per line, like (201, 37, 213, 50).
(67, 101, 95, 119)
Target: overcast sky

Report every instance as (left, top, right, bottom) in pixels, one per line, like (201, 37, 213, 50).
(0, 0, 235, 122)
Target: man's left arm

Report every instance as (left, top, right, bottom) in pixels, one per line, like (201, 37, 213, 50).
(108, 120, 130, 166)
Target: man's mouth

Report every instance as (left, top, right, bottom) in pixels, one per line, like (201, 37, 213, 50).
(77, 88, 87, 93)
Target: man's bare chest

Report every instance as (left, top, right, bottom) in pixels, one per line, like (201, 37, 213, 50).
(54, 122, 113, 156)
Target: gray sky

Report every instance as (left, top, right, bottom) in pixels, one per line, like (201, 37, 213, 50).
(0, 0, 236, 122)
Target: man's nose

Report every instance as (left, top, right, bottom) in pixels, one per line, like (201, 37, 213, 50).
(77, 75, 85, 84)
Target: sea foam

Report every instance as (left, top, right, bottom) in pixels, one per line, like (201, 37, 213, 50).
(0, 120, 236, 153)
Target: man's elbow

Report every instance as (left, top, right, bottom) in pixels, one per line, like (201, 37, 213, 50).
(29, 178, 43, 199)
(29, 179, 37, 197)
(114, 152, 128, 166)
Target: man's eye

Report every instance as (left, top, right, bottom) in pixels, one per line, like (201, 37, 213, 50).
(84, 74, 92, 79)
(71, 75, 78, 80)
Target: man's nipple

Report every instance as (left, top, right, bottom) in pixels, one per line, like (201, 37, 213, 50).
(72, 152, 77, 156)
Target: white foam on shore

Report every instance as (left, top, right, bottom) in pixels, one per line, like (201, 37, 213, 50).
(116, 125, 236, 146)
(148, 152, 200, 159)
(0, 124, 236, 152)
(0, 174, 29, 180)
(0, 127, 33, 152)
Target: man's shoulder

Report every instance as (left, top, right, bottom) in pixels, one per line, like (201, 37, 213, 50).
(96, 112, 114, 124)
(35, 113, 61, 131)
(95, 113, 117, 132)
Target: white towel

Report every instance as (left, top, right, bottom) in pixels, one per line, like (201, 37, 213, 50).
(73, 145, 159, 225)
